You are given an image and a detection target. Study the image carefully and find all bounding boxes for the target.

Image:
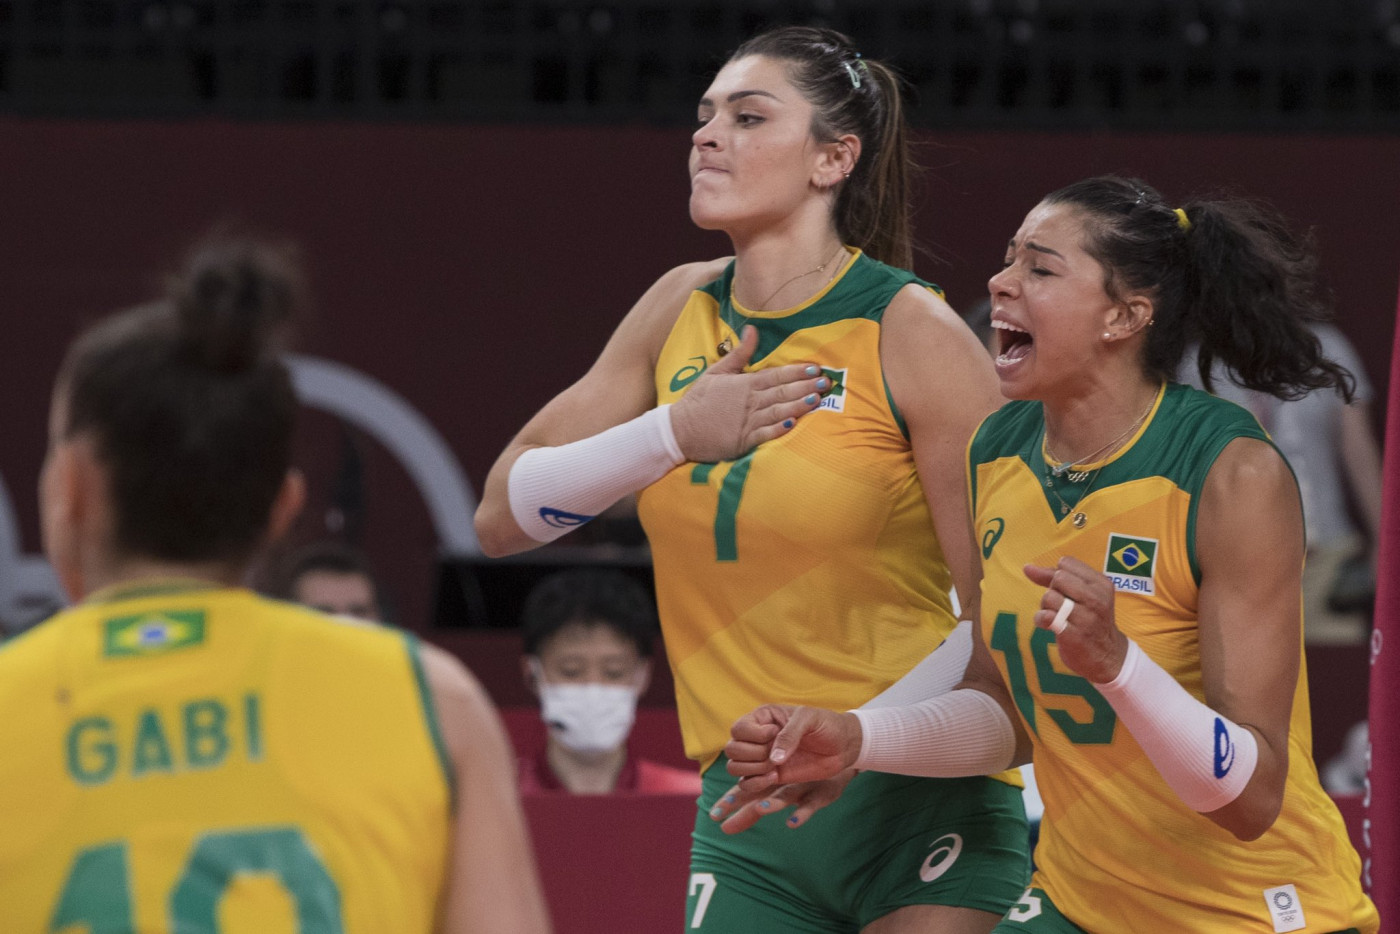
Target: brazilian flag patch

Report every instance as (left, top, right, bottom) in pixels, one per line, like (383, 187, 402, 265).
(103, 610, 206, 658)
(1104, 534, 1158, 595)
(816, 367, 848, 414)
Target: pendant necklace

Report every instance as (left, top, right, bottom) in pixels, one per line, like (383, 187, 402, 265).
(742, 242, 847, 311)
(1042, 394, 1156, 528)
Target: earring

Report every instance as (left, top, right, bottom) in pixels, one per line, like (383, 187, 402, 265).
(1102, 332, 1113, 341)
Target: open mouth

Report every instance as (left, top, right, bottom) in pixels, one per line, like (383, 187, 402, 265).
(991, 319, 1032, 364)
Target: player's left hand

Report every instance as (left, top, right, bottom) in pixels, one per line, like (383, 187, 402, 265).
(1024, 557, 1130, 683)
(707, 769, 858, 834)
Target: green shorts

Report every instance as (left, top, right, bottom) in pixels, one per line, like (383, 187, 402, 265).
(990, 888, 1087, 933)
(989, 887, 1367, 933)
(686, 757, 1031, 933)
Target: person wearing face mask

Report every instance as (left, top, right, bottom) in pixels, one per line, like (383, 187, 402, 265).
(518, 568, 701, 796)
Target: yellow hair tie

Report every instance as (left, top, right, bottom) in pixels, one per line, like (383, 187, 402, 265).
(1174, 207, 1192, 231)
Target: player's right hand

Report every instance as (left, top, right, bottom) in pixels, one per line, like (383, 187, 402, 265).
(723, 704, 863, 791)
(669, 325, 828, 463)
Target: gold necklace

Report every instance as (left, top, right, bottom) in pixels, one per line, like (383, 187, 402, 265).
(1042, 393, 1156, 528)
(745, 243, 846, 310)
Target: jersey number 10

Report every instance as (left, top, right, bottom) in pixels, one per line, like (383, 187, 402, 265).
(50, 826, 343, 932)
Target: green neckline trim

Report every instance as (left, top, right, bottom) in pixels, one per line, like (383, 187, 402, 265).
(405, 633, 457, 807)
(726, 247, 859, 319)
(701, 251, 936, 365)
(1031, 384, 1167, 521)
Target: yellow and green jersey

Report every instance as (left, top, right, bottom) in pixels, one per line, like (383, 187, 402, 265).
(971, 383, 1377, 932)
(0, 583, 453, 934)
(639, 249, 975, 772)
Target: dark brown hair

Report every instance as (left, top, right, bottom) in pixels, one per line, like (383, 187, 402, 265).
(57, 239, 301, 564)
(1043, 175, 1353, 400)
(520, 568, 658, 659)
(730, 26, 916, 270)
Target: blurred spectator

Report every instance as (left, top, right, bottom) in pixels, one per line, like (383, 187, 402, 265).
(1322, 720, 1370, 795)
(271, 539, 387, 622)
(518, 568, 700, 795)
(1181, 324, 1383, 644)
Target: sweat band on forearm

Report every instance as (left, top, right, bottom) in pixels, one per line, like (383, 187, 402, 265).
(851, 688, 1016, 777)
(1093, 639, 1259, 813)
(507, 405, 684, 543)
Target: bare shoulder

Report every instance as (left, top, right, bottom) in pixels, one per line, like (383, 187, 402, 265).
(668, 256, 732, 290)
(882, 282, 968, 335)
(1204, 437, 1297, 500)
(1198, 436, 1302, 562)
(639, 257, 730, 311)
(614, 256, 733, 350)
(880, 283, 1002, 417)
(417, 641, 506, 757)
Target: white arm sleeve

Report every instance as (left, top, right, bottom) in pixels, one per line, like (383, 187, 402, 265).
(851, 689, 1016, 778)
(1093, 639, 1259, 813)
(860, 620, 974, 709)
(507, 405, 684, 543)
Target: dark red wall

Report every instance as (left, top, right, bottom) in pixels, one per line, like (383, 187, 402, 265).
(2, 119, 1396, 631)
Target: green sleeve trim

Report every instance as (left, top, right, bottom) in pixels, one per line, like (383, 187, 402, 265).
(1182, 427, 1288, 585)
(404, 633, 457, 806)
(882, 375, 909, 440)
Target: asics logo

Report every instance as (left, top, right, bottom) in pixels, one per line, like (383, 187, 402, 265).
(918, 833, 964, 882)
(1213, 717, 1234, 778)
(981, 518, 1005, 559)
(670, 356, 709, 392)
(540, 507, 594, 529)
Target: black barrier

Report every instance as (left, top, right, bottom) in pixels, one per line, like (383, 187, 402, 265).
(1, 0, 1397, 129)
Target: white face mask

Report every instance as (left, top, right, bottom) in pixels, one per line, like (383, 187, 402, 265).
(536, 676, 640, 755)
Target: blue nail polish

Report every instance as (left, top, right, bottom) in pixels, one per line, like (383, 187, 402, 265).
(759, 801, 771, 810)
(804, 393, 818, 405)
(805, 365, 819, 376)
(788, 816, 800, 826)
(723, 794, 736, 805)
(783, 419, 794, 429)
(816, 377, 830, 390)
(710, 806, 723, 818)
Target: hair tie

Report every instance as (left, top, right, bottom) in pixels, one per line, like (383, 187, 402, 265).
(1173, 207, 1192, 231)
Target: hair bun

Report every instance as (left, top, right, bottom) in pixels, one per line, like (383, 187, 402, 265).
(171, 239, 300, 373)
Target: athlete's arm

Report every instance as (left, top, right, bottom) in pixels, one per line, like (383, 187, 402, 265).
(879, 285, 1004, 622)
(876, 284, 1035, 763)
(474, 260, 827, 556)
(421, 644, 553, 934)
(475, 262, 710, 556)
(1189, 437, 1299, 839)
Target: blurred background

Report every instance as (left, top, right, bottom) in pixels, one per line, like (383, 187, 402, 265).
(1, 2, 1392, 925)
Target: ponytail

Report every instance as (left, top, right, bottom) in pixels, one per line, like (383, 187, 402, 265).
(1043, 176, 1353, 401)
(1176, 199, 1353, 401)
